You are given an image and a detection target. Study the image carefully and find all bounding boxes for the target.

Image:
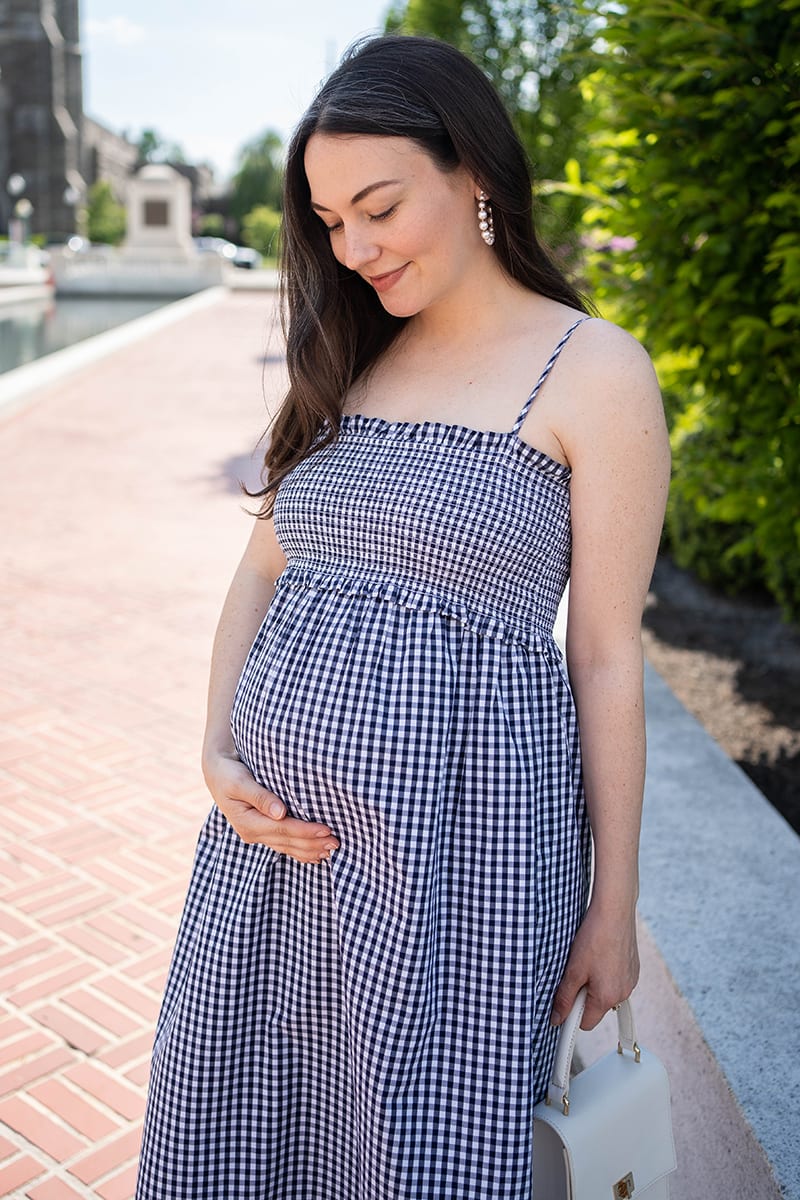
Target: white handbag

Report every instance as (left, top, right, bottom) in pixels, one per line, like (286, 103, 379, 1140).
(533, 987, 677, 1199)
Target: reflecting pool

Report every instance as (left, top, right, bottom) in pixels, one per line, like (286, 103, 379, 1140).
(0, 293, 174, 376)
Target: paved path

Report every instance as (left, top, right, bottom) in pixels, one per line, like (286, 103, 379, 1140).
(2, 288, 793, 1200)
(0, 291, 282, 1198)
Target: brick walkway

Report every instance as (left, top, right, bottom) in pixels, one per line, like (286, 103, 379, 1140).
(0, 291, 282, 1198)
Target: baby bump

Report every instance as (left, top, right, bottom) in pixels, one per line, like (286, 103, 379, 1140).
(230, 586, 464, 832)
(230, 583, 579, 845)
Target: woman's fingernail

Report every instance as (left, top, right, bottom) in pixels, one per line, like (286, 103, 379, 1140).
(550, 1011, 562, 1027)
(269, 801, 284, 818)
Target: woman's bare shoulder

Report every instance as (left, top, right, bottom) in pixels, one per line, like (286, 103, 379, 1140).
(571, 315, 657, 378)
(556, 317, 663, 424)
(536, 315, 667, 475)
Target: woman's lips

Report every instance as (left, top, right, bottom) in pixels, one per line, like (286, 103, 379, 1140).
(367, 263, 409, 293)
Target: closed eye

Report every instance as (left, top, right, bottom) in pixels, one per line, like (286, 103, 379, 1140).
(321, 205, 397, 235)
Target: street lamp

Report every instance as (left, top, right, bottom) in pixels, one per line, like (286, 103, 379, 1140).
(6, 173, 26, 241)
(14, 197, 33, 244)
(63, 184, 87, 240)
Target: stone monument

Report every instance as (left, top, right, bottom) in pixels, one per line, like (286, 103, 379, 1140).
(52, 162, 224, 294)
(121, 164, 194, 262)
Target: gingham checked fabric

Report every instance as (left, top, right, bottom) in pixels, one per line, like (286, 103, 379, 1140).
(136, 318, 592, 1199)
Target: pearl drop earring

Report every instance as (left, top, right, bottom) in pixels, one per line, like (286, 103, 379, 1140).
(478, 191, 495, 246)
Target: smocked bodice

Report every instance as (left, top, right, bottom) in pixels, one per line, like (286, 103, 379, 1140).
(272, 413, 572, 648)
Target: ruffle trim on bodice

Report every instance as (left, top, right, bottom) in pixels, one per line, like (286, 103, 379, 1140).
(336, 413, 572, 484)
(275, 561, 563, 657)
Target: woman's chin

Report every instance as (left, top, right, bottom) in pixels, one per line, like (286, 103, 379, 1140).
(375, 294, 423, 319)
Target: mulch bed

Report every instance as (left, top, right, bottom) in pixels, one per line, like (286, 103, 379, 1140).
(641, 555, 800, 835)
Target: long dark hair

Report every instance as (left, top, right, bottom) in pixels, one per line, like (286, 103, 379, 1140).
(250, 34, 588, 515)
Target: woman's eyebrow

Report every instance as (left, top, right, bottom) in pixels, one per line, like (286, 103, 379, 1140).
(310, 179, 402, 213)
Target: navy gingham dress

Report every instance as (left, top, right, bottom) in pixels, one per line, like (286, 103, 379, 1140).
(136, 318, 592, 1199)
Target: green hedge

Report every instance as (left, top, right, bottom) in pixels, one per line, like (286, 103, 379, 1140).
(579, 0, 800, 618)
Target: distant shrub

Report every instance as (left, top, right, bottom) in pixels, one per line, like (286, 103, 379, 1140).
(86, 180, 126, 245)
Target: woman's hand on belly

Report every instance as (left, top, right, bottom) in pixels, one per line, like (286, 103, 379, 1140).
(203, 750, 340, 864)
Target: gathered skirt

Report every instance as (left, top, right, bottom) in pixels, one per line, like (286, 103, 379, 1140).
(136, 573, 590, 1199)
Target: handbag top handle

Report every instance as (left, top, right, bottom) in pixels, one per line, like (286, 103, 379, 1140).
(546, 988, 641, 1113)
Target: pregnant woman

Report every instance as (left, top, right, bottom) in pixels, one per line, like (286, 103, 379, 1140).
(136, 34, 670, 1200)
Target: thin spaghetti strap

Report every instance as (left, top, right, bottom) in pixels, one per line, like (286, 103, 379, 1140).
(511, 316, 591, 436)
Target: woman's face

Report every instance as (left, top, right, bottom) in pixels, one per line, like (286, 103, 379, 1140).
(303, 132, 486, 318)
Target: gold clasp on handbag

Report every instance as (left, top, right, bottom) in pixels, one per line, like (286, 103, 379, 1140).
(617, 1040, 642, 1063)
(612, 1171, 635, 1198)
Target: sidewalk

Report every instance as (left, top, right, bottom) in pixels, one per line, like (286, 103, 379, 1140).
(1, 290, 794, 1199)
(0, 291, 282, 1198)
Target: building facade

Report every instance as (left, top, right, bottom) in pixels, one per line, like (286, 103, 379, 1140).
(0, 1, 217, 242)
(83, 115, 139, 210)
(0, 0, 88, 239)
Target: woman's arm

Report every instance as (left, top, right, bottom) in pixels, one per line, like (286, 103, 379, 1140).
(202, 518, 283, 762)
(551, 320, 671, 1030)
(202, 518, 340, 864)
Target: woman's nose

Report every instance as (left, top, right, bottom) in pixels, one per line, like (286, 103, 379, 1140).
(341, 226, 380, 272)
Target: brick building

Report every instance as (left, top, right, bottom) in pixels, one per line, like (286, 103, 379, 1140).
(83, 114, 139, 214)
(0, 0, 89, 238)
(0, 1, 217, 242)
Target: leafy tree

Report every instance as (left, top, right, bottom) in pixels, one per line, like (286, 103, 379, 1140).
(385, 0, 595, 251)
(580, 0, 800, 617)
(136, 128, 186, 164)
(241, 205, 282, 260)
(198, 212, 226, 237)
(230, 131, 284, 227)
(85, 180, 126, 245)
(386, 0, 463, 43)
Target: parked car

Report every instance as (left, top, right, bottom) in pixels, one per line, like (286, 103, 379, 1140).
(192, 237, 262, 269)
(231, 246, 262, 270)
(193, 236, 236, 260)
